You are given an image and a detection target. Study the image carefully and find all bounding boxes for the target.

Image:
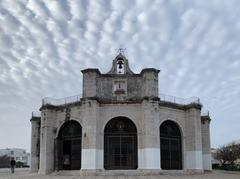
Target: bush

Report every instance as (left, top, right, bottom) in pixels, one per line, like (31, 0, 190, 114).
(16, 161, 24, 168)
(212, 164, 221, 169)
(212, 164, 240, 171)
(224, 164, 240, 171)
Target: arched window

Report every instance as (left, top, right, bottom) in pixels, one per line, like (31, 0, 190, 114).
(55, 120, 82, 170)
(160, 120, 182, 170)
(104, 117, 138, 170)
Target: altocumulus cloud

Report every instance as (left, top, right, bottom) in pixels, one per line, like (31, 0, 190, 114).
(0, 0, 240, 151)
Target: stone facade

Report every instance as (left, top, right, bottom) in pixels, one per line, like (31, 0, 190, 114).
(30, 53, 212, 175)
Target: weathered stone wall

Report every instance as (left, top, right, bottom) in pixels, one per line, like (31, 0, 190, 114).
(37, 98, 206, 174)
(82, 69, 99, 98)
(30, 117, 40, 173)
(201, 117, 211, 171)
(185, 108, 203, 172)
(141, 70, 159, 97)
(96, 75, 143, 101)
(38, 109, 57, 174)
(82, 69, 159, 101)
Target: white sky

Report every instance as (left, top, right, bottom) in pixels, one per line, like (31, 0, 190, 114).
(0, 0, 240, 152)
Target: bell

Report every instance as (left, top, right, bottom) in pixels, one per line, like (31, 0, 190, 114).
(117, 61, 123, 69)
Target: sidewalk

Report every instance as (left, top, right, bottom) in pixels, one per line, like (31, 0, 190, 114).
(0, 169, 239, 179)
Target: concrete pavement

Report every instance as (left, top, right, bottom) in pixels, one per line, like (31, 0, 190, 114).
(0, 169, 239, 179)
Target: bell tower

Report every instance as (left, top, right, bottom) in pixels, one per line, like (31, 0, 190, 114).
(107, 51, 134, 75)
(116, 57, 124, 74)
(82, 51, 160, 101)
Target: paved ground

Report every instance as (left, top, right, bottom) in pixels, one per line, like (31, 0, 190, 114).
(0, 169, 240, 179)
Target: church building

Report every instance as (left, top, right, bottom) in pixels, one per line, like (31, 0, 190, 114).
(30, 52, 212, 175)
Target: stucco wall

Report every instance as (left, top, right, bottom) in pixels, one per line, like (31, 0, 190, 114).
(30, 118, 40, 172)
(37, 99, 206, 173)
(201, 118, 212, 170)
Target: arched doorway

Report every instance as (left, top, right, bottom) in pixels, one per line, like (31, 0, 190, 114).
(160, 120, 182, 170)
(104, 117, 138, 170)
(55, 120, 82, 170)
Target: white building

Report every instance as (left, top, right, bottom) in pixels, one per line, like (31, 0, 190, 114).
(211, 148, 220, 165)
(0, 148, 30, 166)
(30, 53, 212, 175)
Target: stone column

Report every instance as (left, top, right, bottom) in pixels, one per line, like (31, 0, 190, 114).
(81, 69, 100, 98)
(201, 115, 212, 171)
(30, 116, 41, 173)
(38, 109, 56, 174)
(185, 107, 203, 172)
(139, 99, 160, 170)
(141, 69, 160, 98)
(81, 99, 102, 172)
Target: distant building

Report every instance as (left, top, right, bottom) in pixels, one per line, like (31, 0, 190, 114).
(30, 52, 212, 175)
(211, 148, 220, 165)
(0, 148, 30, 166)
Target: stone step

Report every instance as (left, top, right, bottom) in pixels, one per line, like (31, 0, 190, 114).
(51, 169, 189, 176)
(96, 170, 144, 176)
(51, 170, 81, 176)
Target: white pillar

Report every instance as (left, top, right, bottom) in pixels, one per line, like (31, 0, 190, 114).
(138, 148, 160, 169)
(140, 100, 161, 170)
(38, 110, 55, 174)
(201, 116, 212, 171)
(30, 117, 40, 172)
(185, 108, 203, 172)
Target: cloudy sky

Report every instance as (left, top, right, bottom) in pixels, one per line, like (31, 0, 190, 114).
(0, 0, 240, 152)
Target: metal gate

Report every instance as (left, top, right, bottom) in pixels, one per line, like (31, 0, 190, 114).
(160, 120, 182, 170)
(104, 117, 138, 170)
(55, 120, 82, 170)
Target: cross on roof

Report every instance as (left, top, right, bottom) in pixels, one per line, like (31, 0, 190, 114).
(116, 47, 126, 55)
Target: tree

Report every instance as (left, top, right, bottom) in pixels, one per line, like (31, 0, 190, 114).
(0, 155, 10, 168)
(234, 144, 240, 159)
(215, 143, 240, 166)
